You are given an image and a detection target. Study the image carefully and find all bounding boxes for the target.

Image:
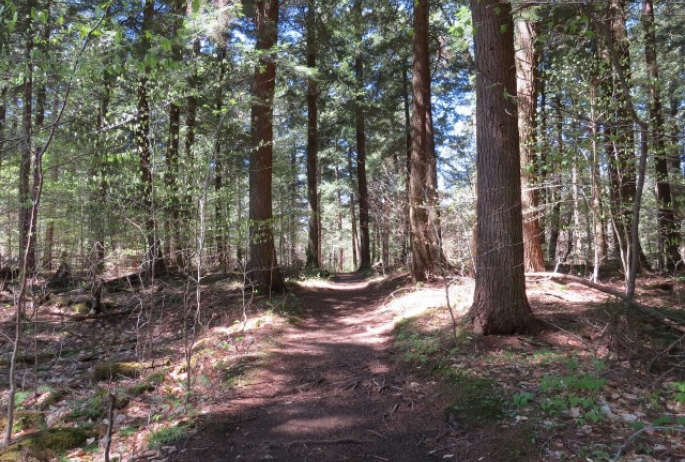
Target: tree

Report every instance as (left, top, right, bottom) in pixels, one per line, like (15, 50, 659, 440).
(248, 0, 285, 293)
(467, 0, 540, 335)
(305, 1, 320, 269)
(515, 12, 545, 273)
(409, 0, 435, 281)
(643, 0, 681, 271)
(353, 0, 371, 271)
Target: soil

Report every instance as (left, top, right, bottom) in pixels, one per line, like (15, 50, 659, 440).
(171, 274, 451, 462)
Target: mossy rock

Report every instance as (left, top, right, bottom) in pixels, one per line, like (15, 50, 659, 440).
(93, 362, 144, 381)
(0, 428, 91, 462)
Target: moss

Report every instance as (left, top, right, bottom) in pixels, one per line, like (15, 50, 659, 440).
(445, 372, 504, 430)
(0, 428, 91, 462)
(147, 424, 190, 449)
(0, 352, 56, 368)
(496, 425, 538, 462)
(15, 411, 46, 432)
(93, 362, 144, 381)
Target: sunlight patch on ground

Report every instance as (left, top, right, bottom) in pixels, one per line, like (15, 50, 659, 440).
(384, 281, 473, 323)
(272, 415, 363, 435)
(294, 276, 385, 291)
(365, 280, 474, 336)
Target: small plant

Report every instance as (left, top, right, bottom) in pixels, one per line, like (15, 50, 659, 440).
(513, 392, 534, 408)
(147, 424, 189, 449)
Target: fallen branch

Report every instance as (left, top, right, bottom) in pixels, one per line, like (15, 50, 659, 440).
(612, 426, 685, 461)
(43, 308, 135, 321)
(525, 273, 685, 333)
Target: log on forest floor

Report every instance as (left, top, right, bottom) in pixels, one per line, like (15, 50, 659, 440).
(525, 272, 685, 334)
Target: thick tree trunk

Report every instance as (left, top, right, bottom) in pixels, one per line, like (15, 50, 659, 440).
(354, 0, 371, 271)
(305, 2, 320, 269)
(643, 0, 680, 271)
(409, 0, 435, 281)
(248, 0, 285, 294)
(467, 0, 540, 335)
(516, 17, 545, 273)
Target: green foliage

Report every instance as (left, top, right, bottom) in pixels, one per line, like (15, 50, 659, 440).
(0, 428, 92, 462)
(147, 424, 190, 449)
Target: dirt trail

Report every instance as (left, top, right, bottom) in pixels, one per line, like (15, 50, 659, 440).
(173, 274, 447, 462)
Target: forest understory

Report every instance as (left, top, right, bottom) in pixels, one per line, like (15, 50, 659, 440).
(1, 267, 684, 462)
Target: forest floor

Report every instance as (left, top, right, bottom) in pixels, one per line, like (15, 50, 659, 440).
(1, 270, 685, 462)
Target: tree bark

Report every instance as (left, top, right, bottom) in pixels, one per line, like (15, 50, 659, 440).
(467, 0, 540, 335)
(643, 0, 680, 271)
(248, 0, 285, 294)
(409, 0, 434, 281)
(515, 16, 545, 273)
(305, 2, 320, 269)
(354, 0, 371, 271)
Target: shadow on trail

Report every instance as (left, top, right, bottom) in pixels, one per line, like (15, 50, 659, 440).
(171, 273, 446, 462)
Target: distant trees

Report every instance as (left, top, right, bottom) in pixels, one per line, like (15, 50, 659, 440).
(0, 0, 683, 328)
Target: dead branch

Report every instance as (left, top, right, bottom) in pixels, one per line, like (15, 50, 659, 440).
(526, 272, 685, 334)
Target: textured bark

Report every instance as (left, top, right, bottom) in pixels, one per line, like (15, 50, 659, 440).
(409, 0, 434, 281)
(515, 18, 545, 273)
(354, 0, 371, 271)
(305, 2, 320, 269)
(643, 0, 680, 271)
(248, 0, 285, 293)
(467, 0, 539, 335)
(401, 65, 412, 265)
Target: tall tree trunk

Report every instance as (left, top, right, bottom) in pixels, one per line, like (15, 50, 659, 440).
(136, 0, 166, 277)
(354, 0, 371, 271)
(401, 63, 412, 266)
(409, 0, 434, 281)
(606, 0, 648, 272)
(19, 8, 35, 272)
(348, 150, 359, 269)
(643, 0, 680, 271)
(305, 2, 320, 269)
(516, 16, 545, 272)
(248, 0, 285, 293)
(467, 0, 539, 335)
(547, 95, 564, 264)
(589, 81, 606, 281)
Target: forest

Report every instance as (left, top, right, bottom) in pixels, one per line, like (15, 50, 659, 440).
(1, 0, 685, 461)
